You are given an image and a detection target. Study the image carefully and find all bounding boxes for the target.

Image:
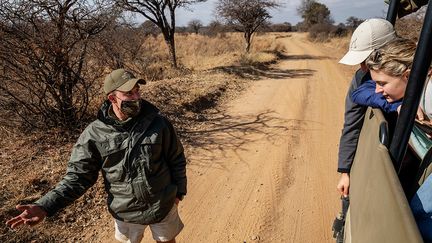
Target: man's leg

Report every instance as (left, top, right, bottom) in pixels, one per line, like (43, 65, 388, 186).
(114, 219, 147, 243)
(150, 205, 184, 243)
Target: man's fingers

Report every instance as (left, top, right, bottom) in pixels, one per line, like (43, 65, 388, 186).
(6, 216, 20, 226)
(7, 205, 45, 229)
(15, 205, 30, 211)
(10, 218, 25, 229)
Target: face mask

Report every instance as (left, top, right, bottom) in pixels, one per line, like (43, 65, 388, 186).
(119, 99, 141, 118)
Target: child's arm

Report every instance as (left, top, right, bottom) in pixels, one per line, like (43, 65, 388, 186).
(351, 80, 402, 113)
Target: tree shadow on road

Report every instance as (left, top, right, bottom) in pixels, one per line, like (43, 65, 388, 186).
(213, 66, 315, 80)
(274, 53, 331, 61)
(179, 109, 322, 171)
(212, 52, 331, 80)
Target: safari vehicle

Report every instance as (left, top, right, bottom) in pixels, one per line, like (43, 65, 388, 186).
(333, 0, 432, 242)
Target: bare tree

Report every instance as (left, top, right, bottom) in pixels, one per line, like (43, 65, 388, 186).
(0, 0, 118, 129)
(116, 0, 206, 68)
(188, 19, 203, 34)
(216, 0, 279, 52)
(345, 16, 363, 30)
(96, 22, 147, 71)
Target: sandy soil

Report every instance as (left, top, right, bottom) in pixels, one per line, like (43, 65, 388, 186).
(94, 33, 351, 243)
(164, 33, 346, 242)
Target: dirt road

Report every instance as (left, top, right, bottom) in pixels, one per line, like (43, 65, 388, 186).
(163, 33, 349, 243)
(94, 33, 350, 243)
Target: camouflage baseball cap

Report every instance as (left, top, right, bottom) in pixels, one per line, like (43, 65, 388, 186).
(103, 68, 146, 94)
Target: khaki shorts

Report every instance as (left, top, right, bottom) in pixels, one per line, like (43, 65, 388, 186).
(114, 205, 184, 243)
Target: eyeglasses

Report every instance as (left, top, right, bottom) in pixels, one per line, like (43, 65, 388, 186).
(370, 49, 382, 63)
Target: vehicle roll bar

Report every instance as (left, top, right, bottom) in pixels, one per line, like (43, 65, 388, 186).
(389, 2, 432, 173)
(386, 0, 400, 25)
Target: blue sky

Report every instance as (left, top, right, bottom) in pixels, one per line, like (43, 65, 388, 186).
(169, 0, 389, 26)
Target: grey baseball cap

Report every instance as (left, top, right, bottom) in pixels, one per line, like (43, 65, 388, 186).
(103, 69, 146, 94)
(339, 18, 397, 65)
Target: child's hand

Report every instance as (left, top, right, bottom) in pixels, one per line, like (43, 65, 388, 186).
(417, 107, 425, 121)
(337, 173, 350, 197)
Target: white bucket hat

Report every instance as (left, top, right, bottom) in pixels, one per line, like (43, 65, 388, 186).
(339, 18, 397, 65)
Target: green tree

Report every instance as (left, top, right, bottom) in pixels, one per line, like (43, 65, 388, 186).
(297, 0, 333, 29)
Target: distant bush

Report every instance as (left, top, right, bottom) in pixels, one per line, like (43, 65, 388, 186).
(269, 22, 292, 32)
(204, 20, 228, 37)
(295, 21, 308, 32)
(308, 23, 334, 41)
(332, 24, 349, 37)
(308, 23, 348, 41)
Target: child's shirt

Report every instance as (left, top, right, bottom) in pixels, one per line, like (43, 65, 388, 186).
(351, 80, 402, 113)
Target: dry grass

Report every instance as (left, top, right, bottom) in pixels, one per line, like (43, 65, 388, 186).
(176, 33, 283, 71)
(116, 32, 287, 83)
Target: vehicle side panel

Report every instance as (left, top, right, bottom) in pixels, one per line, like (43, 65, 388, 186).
(347, 108, 422, 243)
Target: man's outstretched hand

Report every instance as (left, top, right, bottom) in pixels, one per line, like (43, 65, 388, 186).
(6, 204, 47, 229)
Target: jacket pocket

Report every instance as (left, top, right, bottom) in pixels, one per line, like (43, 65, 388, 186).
(102, 159, 124, 182)
(99, 136, 128, 157)
(140, 134, 163, 174)
(107, 182, 139, 214)
(131, 178, 150, 202)
(101, 139, 128, 182)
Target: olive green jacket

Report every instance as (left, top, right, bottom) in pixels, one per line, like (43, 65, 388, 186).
(35, 100, 187, 224)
